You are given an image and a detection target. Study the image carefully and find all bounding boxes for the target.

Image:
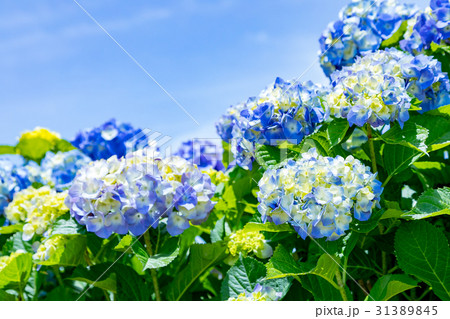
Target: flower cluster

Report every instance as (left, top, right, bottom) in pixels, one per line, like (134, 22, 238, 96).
(257, 149, 383, 241)
(32, 235, 67, 262)
(65, 149, 216, 238)
(40, 150, 91, 191)
(227, 229, 273, 259)
(71, 119, 148, 161)
(319, 0, 418, 76)
(5, 186, 68, 241)
(0, 155, 42, 216)
(228, 284, 281, 301)
(325, 48, 450, 127)
(174, 140, 225, 171)
(400, 1, 450, 54)
(17, 127, 63, 162)
(216, 77, 326, 168)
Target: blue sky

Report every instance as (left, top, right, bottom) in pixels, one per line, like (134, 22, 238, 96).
(0, 0, 428, 147)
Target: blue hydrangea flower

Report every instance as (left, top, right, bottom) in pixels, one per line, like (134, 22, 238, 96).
(319, 0, 418, 76)
(72, 119, 148, 160)
(40, 150, 91, 191)
(401, 1, 450, 54)
(257, 148, 383, 241)
(0, 155, 42, 216)
(216, 77, 326, 168)
(325, 48, 450, 127)
(174, 140, 224, 171)
(65, 149, 216, 238)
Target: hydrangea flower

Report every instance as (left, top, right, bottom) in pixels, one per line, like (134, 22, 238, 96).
(400, 1, 450, 54)
(72, 119, 148, 160)
(257, 148, 383, 241)
(325, 48, 450, 127)
(65, 149, 216, 238)
(40, 150, 91, 191)
(33, 235, 67, 262)
(174, 140, 224, 171)
(319, 0, 418, 76)
(0, 155, 42, 216)
(5, 186, 68, 241)
(16, 127, 63, 162)
(228, 284, 281, 301)
(216, 77, 326, 168)
(227, 229, 273, 259)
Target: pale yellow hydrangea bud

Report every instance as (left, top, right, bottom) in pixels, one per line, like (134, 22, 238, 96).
(227, 230, 273, 259)
(5, 186, 68, 241)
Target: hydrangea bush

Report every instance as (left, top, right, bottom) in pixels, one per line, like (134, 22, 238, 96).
(0, 0, 449, 302)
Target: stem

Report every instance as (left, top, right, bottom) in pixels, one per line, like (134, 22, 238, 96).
(144, 231, 161, 301)
(417, 287, 432, 301)
(155, 226, 161, 255)
(335, 270, 348, 301)
(378, 224, 388, 275)
(53, 266, 65, 287)
(366, 125, 378, 174)
(17, 282, 24, 301)
(342, 256, 348, 284)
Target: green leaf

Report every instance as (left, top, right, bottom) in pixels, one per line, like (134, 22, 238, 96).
(395, 221, 450, 300)
(380, 20, 407, 48)
(137, 237, 180, 270)
(383, 144, 423, 185)
(350, 208, 384, 233)
(327, 118, 350, 147)
(0, 224, 23, 235)
(0, 290, 16, 301)
(412, 115, 450, 152)
(266, 244, 305, 278)
(114, 234, 133, 252)
(412, 161, 450, 189)
(377, 121, 429, 154)
(210, 216, 231, 243)
(0, 145, 16, 155)
(49, 217, 85, 235)
(369, 274, 418, 301)
(167, 242, 227, 301)
(16, 137, 54, 163)
(254, 144, 297, 169)
(69, 264, 117, 293)
(426, 104, 450, 120)
(2, 232, 33, 255)
(220, 256, 266, 300)
(243, 222, 294, 233)
(403, 187, 450, 220)
(0, 253, 32, 291)
(300, 273, 343, 301)
(266, 245, 341, 295)
(33, 234, 87, 267)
